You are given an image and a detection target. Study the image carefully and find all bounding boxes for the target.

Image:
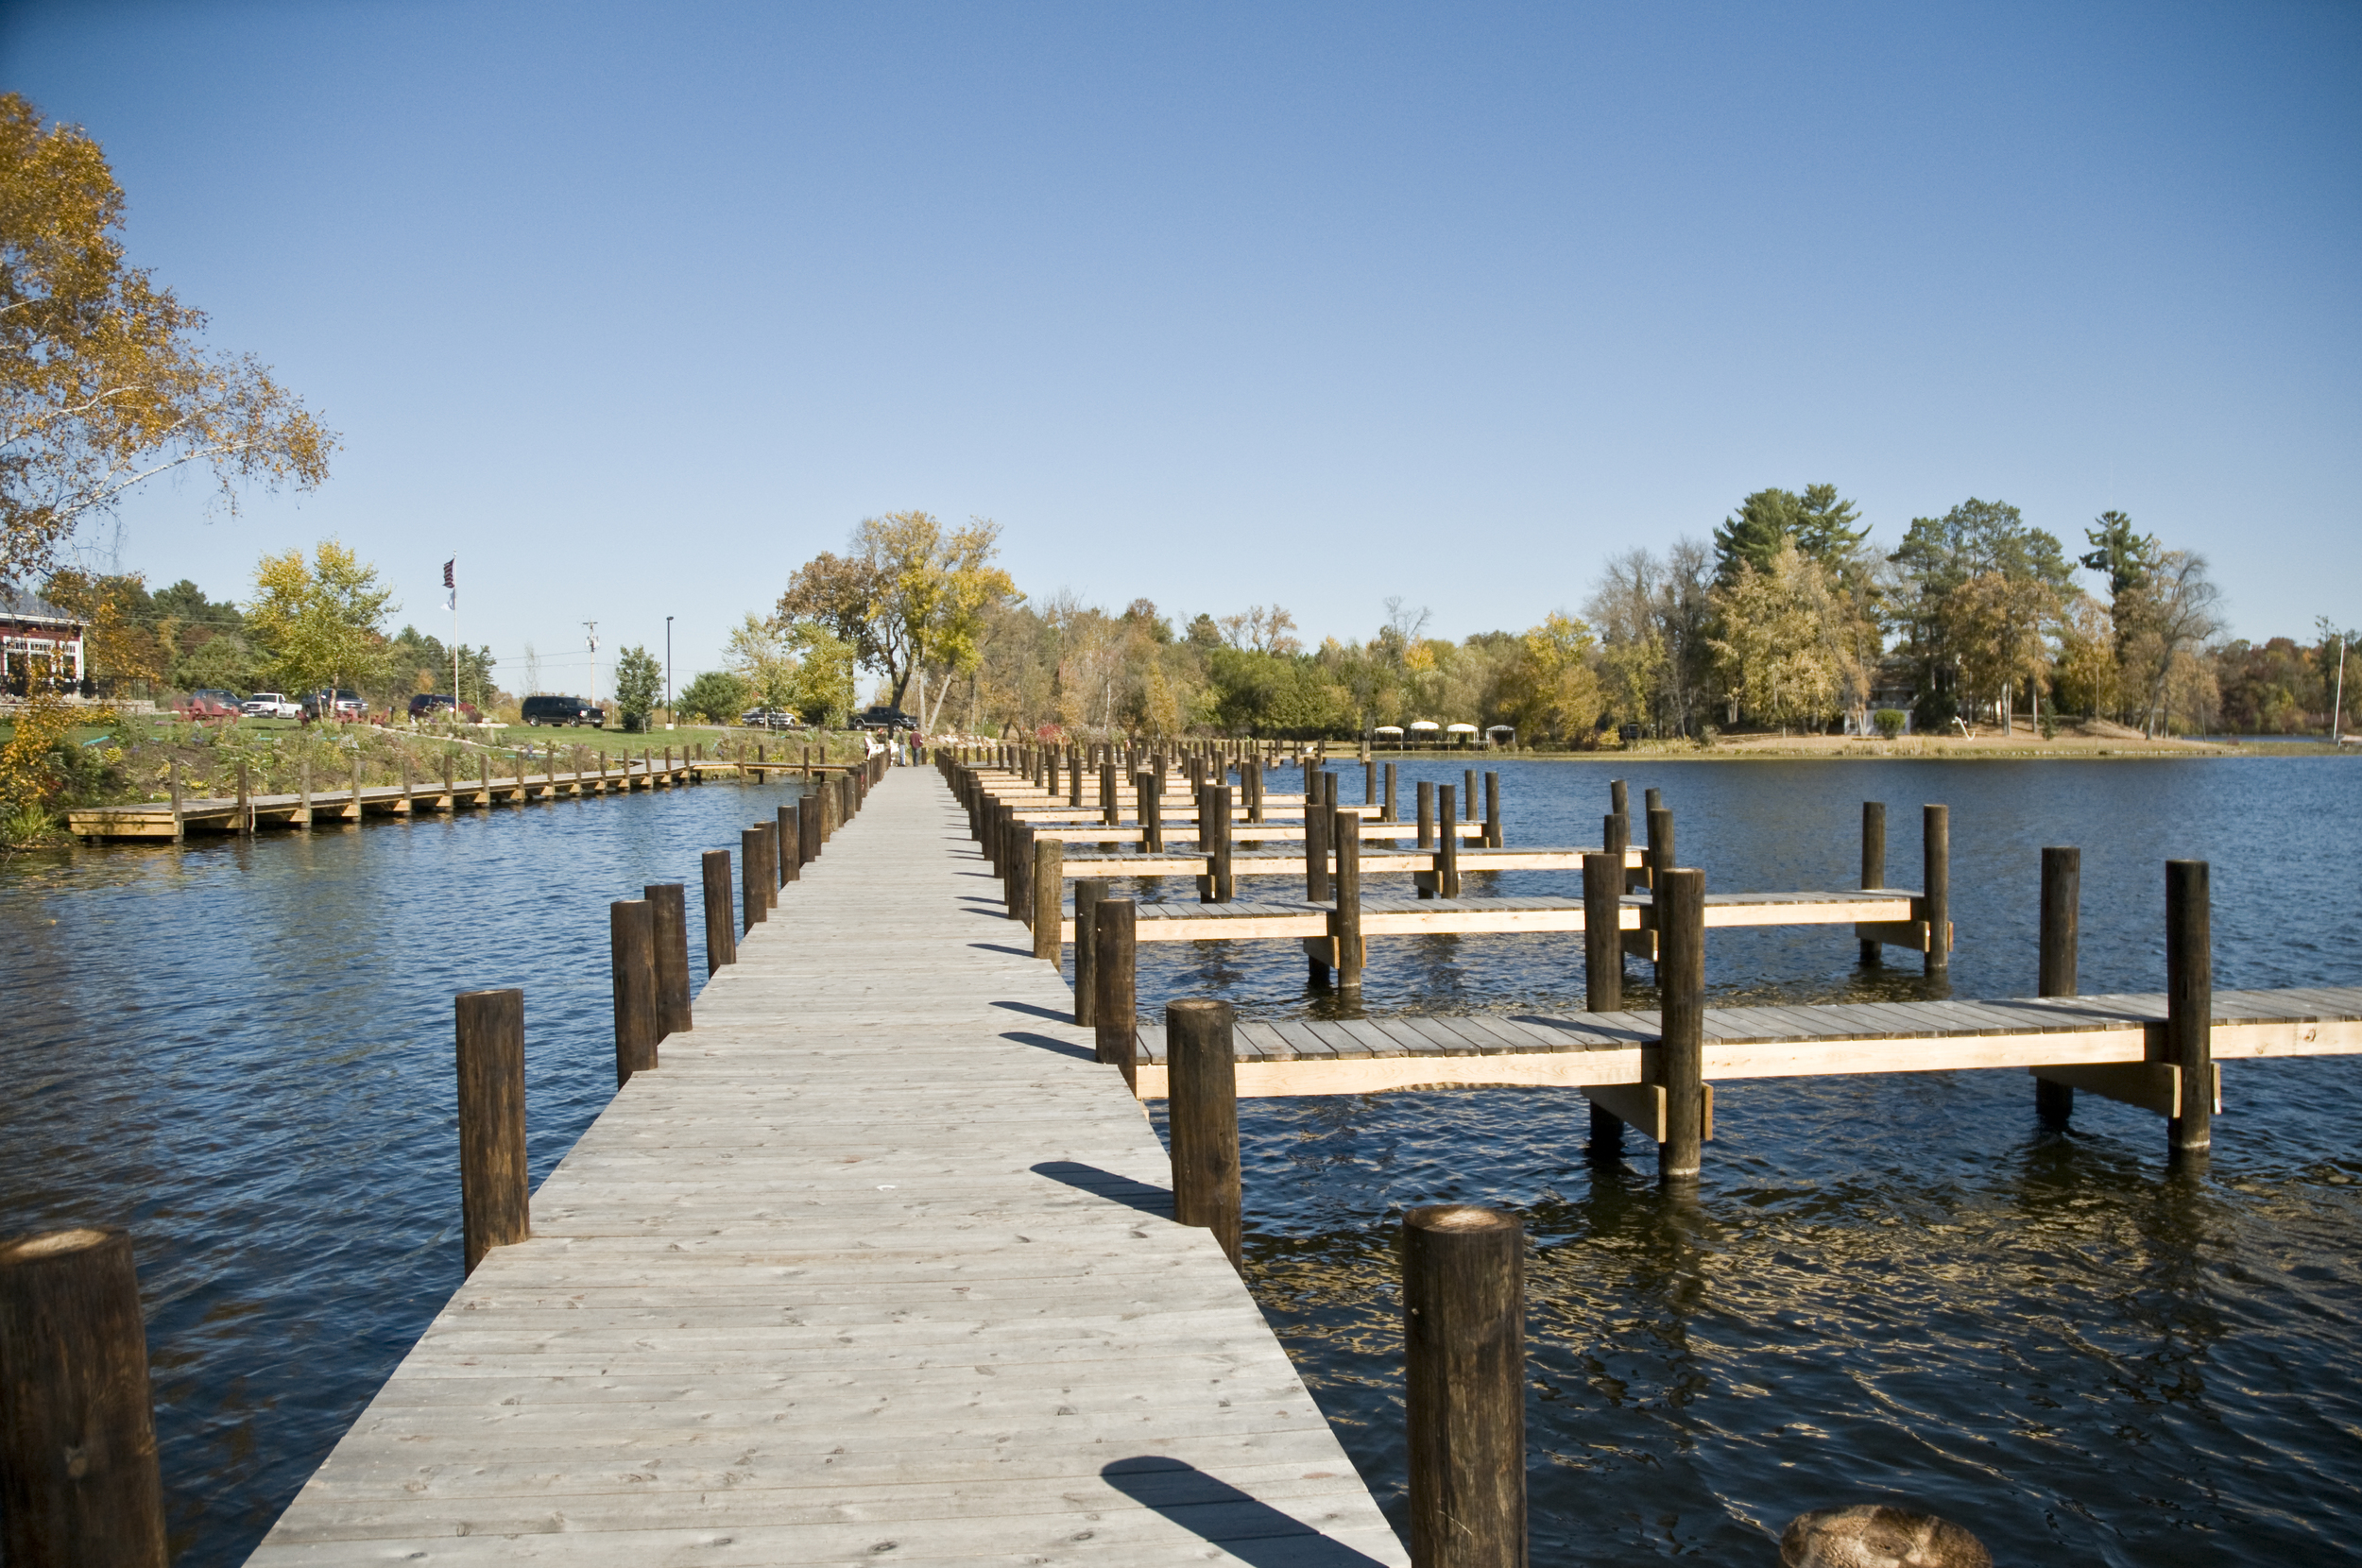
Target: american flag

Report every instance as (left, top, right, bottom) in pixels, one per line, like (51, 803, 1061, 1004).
(442, 558, 454, 588)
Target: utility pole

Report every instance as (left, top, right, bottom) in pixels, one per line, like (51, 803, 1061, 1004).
(583, 621, 600, 715)
(665, 615, 675, 731)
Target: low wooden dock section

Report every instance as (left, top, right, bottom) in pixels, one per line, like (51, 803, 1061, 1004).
(1058, 889, 1913, 944)
(248, 769, 1404, 1565)
(1121, 987, 2362, 1101)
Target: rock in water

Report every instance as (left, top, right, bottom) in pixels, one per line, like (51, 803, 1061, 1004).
(1780, 1506, 1992, 1567)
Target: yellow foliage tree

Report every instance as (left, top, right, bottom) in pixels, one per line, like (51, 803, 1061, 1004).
(1708, 540, 1840, 734)
(1492, 613, 1602, 745)
(246, 539, 395, 699)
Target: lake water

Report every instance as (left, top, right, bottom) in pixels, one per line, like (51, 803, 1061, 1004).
(4, 757, 2358, 1564)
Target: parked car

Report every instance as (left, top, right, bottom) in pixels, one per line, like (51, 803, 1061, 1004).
(241, 691, 302, 719)
(302, 689, 366, 721)
(857, 705, 917, 732)
(408, 693, 482, 723)
(521, 694, 605, 727)
(176, 688, 244, 719)
(739, 707, 801, 730)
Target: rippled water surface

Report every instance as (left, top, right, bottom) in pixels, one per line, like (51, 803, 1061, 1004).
(5, 758, 2360, 1565)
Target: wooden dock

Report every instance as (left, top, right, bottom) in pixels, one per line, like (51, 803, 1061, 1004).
(1054, 888, 1915, 944)
(1116, 987, 2362, 1101)
(247, 767, 1405, 1565)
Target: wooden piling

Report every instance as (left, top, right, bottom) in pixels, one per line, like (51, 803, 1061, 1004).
(1438, 784, 1461, 898)
(1859, 802, 1887, 964)
(2166, 860, 2212, 1155)
(701, 849, 736, 974)
(299, 756, 312, 827)
(740, 828, 766, 931)
(1657, 866, 1706, 1182)
(1139, 773, 1163, 852)
(1583, 852, 1622, 1014)
(1403, 1204, 1526, 1568)
(1207, 786, 1234, 903)
(454, 988, 529, 1274)
(798, 793, 819, 867)
(167, 759, 184, 841)
(1417, 779, 1436, 851)
(1032, 837, 1063, 961)
(0, 1226, 168, 1568)
(1073, 878, 1108, 1026)
(1289, 785, 1324, 915)
(610, 899, 659, 1086)
(1924, 805, 1951, 974)
(1383, 760, 1398, 823)
(1010, 823, 1035, 923)
(645, 882, 693, 1038)
(1334, 811, 1363, 992)
(1093, 899, 1138, 1086)
(778, 805, 799, 883)
(2036, 846, 2080, 1126)
(1166, 998, 1243, 1270)
(758, 820, 780, 908)
(1484, 770, 1500, 848)
(236, 758, 252, 836)
(1609, 778, 1627, 817)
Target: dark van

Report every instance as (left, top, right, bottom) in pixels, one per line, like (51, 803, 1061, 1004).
(521, 695, 605, 727)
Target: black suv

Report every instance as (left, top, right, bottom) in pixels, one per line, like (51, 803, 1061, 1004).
(521, 695, 605, 727)
(857, 705, 916, 731)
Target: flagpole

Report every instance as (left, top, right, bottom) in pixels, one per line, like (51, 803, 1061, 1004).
(450, 554, 460, 724)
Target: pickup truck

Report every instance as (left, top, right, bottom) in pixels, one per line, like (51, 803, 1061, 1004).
(242, 691, 303, 719)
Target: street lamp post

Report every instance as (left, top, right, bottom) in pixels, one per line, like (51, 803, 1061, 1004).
(665, 615, 675, 731)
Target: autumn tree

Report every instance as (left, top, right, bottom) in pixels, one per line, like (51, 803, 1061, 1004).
(775, 511, 1018, 731)
(1491, 613, 1602, 745)
(1708, 539, 1842, 734)
(245, 540, 394, 700)
(613, 645, 661, 732)
(1, 94, 334, 593)
(2117, 550, 2224, 737)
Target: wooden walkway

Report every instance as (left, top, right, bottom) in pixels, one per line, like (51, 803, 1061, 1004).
(248, 768, 1405, 1565)
(1120, 987, 2362, 1100)
(1055, 889, 1910, 944)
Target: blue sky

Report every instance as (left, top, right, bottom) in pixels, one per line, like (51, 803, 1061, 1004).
(5, 1, 2356, 694)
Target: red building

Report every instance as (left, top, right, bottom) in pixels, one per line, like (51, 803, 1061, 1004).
(1, 590, 87, 690)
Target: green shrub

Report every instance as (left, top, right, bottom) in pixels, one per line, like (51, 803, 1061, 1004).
(1874, 708, 1907, 739)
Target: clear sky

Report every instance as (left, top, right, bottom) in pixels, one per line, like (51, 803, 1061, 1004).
(5, 0, 2356, 695)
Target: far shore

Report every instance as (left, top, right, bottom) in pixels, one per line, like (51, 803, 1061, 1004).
(1481, 729, 2353, 762)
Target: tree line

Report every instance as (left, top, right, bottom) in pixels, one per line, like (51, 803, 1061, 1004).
(717, 493, 2352, 743)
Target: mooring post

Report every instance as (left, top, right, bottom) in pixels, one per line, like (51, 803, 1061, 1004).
(609, 899, 659, 1086)
(759, 819, 780, 908)
(1859, 801, 1887, 964)
(1139, 773, 1163, 853)
(1364, 758, 1378, 810)
(1032, 836, 1063, 961)
(2035, 845, 2080, 1126)
(1416, 778, 1436, 857)
(701, 849, 736, 974)
(1658, 865, 1706, 1183)
(0, 1226, 168, 1568)
(798, 793, 819, 867)
(1334, 810, 1364, 991)
(1093, 899, 1138, 1088)
(1609, 777, 1628, 817)
(1208, 786, 1234, 902)
(1437, 783, 1461, 898)
(644, 882, 693, 1039)
(778, 804, 799, 883)
(236, 758, 253, 836)
(1583, 851, 1623, 1015)
(2166, 860, 2212, 1158)
(1305, 775, 1333, 905)
(1383, 760, 1398, 823)
(1583, 850, 1626, 1149)
(1924, 805, 1950, 974)
(740, 827, 766, 931)
(299, 755, 312, 827)
(1484, 770, 1501, 847)
(1167, 998, 1243, 1270)
(1073, 878, 1108, 1026)
(454, 987, 529, 1274)
(1404, 1204, 1527, 1568)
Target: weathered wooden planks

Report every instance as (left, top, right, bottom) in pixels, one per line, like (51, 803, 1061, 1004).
(248, 767, 1403, 1566)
